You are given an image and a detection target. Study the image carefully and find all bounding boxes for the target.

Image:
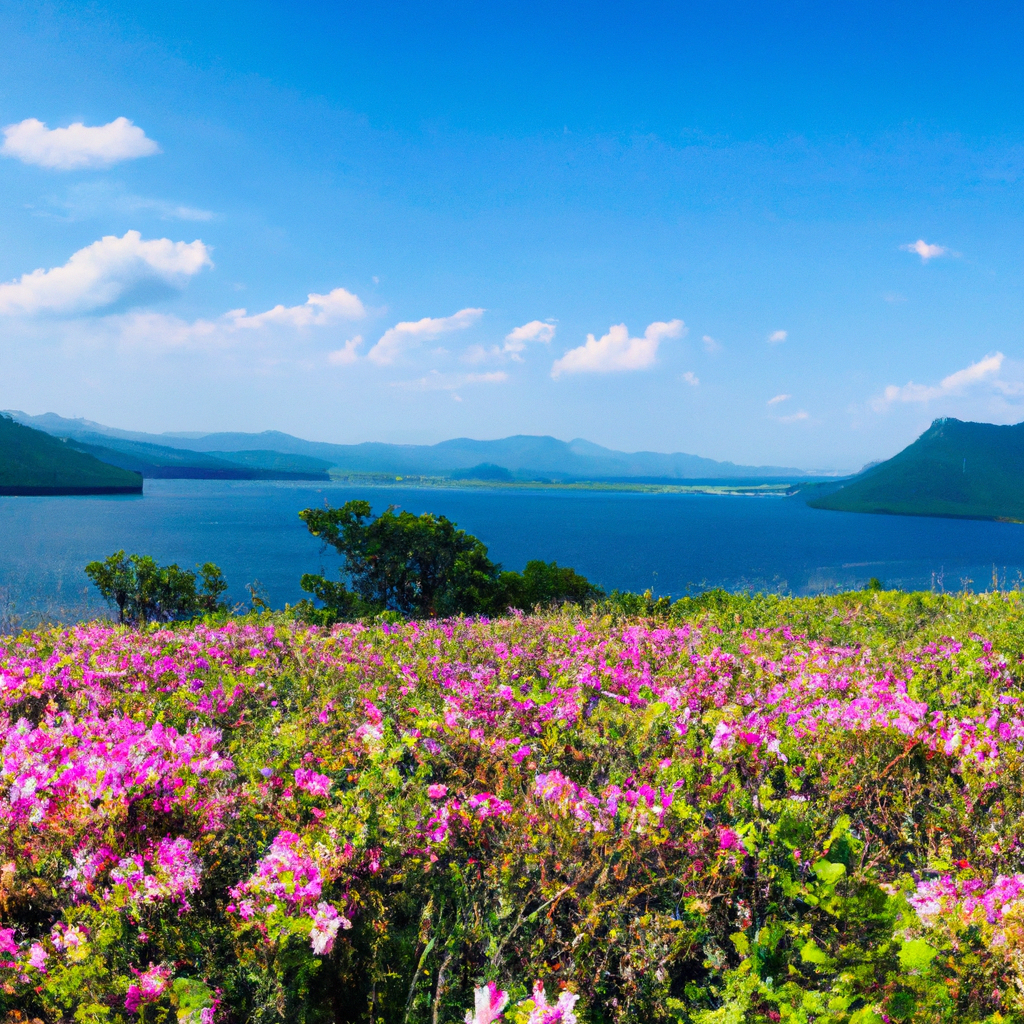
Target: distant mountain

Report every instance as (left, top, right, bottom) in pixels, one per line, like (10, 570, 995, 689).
(6, 411, 812, 481)
(0, 415, 142, 495)
(808, 417, 1024, 522)
(65, 433, 332, 481)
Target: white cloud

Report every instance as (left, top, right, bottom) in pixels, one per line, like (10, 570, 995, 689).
(767, 393, 791, 405)
(681, 371, 699, 386)
(0, 230, 211, 315)
(874, 353, 1004, 408)
(702, 334, 721, 353)
(327, 337, 363, 365)
(367, 308, 484, 365)
(778, 410, 809, 423)
(503, 319, 555, 359)
(901, 239, 950, 262)
(393, 370, 508, 391)
(229, 288, 365, 329)
(2, 117, 159, 169)
(768, 330, 787, 344)
(551, 319, 685, 378)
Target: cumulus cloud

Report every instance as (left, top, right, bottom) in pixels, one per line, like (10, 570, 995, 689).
(767, 393, 791, 405)
(503, 319, 555, 359)
(0, 230, 211, 315)
(681, 371, 699, 386)
(228, 288, 365, 329)
(2, 117, 159, 169)
(327, 337, 363, 365)
(873, 353, 1004, 409)
(902, 239, 950, 262)
(551, 319, 685, 378)
(367, 308, 484, 365)
(768, 330, 787, 344)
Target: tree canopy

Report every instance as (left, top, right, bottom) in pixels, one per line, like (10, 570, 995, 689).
(85, 551, 228, 624)
(298, 500, 602, 622)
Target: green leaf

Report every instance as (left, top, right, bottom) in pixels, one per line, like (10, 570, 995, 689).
(812, 859, 846, 885)
(730, 931, 750, 956)
(899, 938, 937, 971)
(800, 939, 830, 965)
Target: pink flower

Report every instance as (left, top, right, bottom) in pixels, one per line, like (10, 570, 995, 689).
(0, 928, 16, 955)
(28, 942, 48, 972)
(718, 827, 742, 851)
(294, 768, 332, 798)
(309, 901, 351, 955)
(527, 982, 579, 1024)
(427, 784, 448, 799)
(465, 982, 509, 1024)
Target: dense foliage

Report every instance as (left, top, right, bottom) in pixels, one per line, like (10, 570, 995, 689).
(298, 500, 603, 620)
(85, 550, 229, 624)
(6, 590, 1024, 1022)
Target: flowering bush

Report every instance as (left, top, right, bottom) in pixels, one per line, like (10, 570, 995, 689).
(5, 590, 1024, 1021)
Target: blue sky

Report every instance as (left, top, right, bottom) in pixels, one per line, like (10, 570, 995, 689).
(1, 0, 1022, 472)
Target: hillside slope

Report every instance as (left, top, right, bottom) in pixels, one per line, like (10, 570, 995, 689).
(0, 416, 142, 495)
(66, 433, 331, 480)
(6, 411, 811, 481)
(808, 417, 1024, 521)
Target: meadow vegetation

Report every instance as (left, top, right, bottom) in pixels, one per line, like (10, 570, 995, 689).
(4, 587, 1024, 1023)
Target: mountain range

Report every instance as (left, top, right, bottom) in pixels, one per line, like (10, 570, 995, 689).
(5, 411, 813, 482)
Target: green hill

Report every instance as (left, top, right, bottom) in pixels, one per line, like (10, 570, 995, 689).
(808, 417, 1024, 522)
(0, 415, 142, 495)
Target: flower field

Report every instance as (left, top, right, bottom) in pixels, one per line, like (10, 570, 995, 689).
(5, 591, 1024, 1022)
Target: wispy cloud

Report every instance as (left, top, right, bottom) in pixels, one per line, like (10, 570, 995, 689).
(2, 117, 159, 169)
(229, 288, 365, 329)
(392, 370, 508, 391)
(551, 319, 685, 378)
(0, 230, 211, 315)
(767, 393, 790, 405)
(778, 410, 809, 423)
(367, 308, 484, 365)
(873, 353, 1004, 409)
(768, 330, 787, 344)
(702, 334, 721, 353)
(681, 371, 699, 386)
(901, 239, 951, 262)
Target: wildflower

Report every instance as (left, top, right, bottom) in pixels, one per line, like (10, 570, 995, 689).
(309, 901, 350, 955)
(525, 981, 579, 1024)
(465, 982, 509, 1024)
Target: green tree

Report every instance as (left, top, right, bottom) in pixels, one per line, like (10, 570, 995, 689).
(85, 550, 229, 624)
(297, 501, 603, 621)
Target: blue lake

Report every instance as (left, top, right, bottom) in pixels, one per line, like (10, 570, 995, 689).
(2, 479, 1024, 623)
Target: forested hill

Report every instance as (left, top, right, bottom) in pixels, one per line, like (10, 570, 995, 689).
(808, 417, 1024, 522)
(0, 416, 142, 495)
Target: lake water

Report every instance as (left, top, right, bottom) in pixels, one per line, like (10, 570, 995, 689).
(2, 479, 1024, 624)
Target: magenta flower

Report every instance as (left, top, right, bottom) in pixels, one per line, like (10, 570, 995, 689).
(465, 982, 509, 1024)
